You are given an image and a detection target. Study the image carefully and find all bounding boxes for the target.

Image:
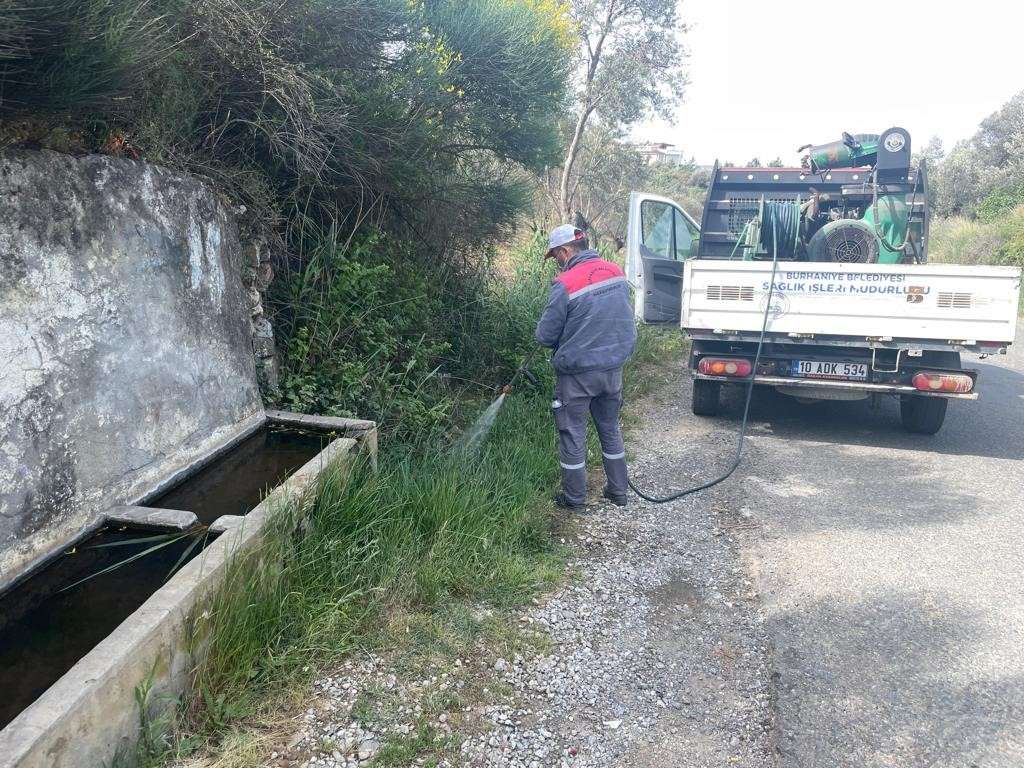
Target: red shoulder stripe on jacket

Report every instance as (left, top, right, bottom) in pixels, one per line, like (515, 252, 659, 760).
(556, 259, 625, 296)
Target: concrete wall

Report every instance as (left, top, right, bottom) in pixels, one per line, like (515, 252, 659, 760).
(0, 151, 263, 589)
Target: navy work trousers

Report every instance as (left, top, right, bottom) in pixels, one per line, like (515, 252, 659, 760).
(552, 368, 628, 505)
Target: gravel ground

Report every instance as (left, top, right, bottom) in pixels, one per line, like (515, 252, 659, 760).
(268, 361, 778, 767)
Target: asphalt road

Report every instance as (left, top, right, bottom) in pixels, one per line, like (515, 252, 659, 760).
(702, 321, 1024, 767)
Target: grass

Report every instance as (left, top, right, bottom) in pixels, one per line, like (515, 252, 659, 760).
(165, 323, 683, 766)
(179, 392, 560, 734)
(929, 206, 1024, 314)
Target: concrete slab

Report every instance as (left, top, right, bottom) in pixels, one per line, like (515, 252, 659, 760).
(104, 506, 198, 531)
(208, 514, 244, 534)
(266, 408, 375, 434)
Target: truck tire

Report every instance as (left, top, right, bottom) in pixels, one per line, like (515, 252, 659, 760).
(900, 395, 947, 434)
(692, 379, 721, 416)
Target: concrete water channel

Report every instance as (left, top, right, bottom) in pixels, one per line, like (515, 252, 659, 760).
(0, 411, 376, 768)
(0, 423, 330, 729)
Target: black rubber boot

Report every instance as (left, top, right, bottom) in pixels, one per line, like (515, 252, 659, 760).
(602, 488, 628, 507)
(553, 492, 586, 511)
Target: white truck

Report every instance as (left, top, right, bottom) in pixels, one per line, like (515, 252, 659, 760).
(625, 129, 1021, 434)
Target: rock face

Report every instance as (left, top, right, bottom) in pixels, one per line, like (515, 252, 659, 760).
(0, 150, 263, 588)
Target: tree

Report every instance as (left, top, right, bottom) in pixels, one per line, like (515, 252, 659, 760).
(930, 91, 1024, 217)
(554, 0, 686, 224)
(916, 135, 945, 167)
(972, 90, 1024, 169)
(551, 124, 647, 241)
(642, 161, 705, 220)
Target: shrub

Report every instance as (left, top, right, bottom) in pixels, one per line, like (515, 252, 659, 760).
(977, 184, 1024, 223)
(0, 0, 572, 252)
(272, 225, 567, 439)
(273, 224, 458, 437)
(930, 205, 1024, 269)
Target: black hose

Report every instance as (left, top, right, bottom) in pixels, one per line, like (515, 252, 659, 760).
(627, 211, 783, 504)
(760, 200, 800, 259)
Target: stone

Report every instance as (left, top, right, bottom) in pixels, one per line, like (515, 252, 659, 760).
(356, 739, 379, 761)
(104, 505, 198, 531)
(209, 515, 245, 534)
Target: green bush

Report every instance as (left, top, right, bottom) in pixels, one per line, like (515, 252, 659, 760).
(273, 225, 456, 436)
(446, 230, 557, 390)
(271, 225, 563, 439)
(930, 205, 1024, 269)
(0, 0, 572, 252)
(977, 184, 1024, 223)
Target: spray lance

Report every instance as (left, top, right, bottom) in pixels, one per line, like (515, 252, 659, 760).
(500, 347, 542, 395)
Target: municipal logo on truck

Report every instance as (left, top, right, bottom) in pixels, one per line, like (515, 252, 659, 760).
(884, 133, 906, 152)
(759, 290, 790, 319)
(907, 285, 926, 303)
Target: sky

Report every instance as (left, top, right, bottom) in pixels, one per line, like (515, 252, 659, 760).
(633, 0, 1024, 166)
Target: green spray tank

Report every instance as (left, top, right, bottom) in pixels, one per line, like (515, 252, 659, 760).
(799, 132, 880, 173)
(799, 128, 914, 263)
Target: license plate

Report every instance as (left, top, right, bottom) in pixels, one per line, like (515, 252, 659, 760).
(790, 360, 868, 380)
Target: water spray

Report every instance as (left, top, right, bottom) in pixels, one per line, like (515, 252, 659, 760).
(456, 348, 542, 452)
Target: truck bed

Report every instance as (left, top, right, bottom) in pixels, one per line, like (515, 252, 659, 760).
(681, 261, 1021, 349)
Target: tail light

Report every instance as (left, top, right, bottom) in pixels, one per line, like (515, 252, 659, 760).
(911, 372, 973, 394)
(698, 357, 753, 377)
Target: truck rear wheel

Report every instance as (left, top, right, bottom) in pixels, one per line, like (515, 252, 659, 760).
(692, 379, 721, 416)
(900, 350, 960, 434)
(900, 395, 948, 434)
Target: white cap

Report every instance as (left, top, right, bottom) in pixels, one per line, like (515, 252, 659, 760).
(546, 224, 584, 256)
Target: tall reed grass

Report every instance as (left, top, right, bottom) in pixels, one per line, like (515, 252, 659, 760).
(186, 394, 561, 728)
(929, 205, 1024, 312)
(928, 205, 1024, 268)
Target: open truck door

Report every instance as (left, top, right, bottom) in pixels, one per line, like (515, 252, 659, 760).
(625, 191, 700, 324)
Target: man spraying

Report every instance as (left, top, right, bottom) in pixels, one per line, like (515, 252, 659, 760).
(535, 225, 637, 510)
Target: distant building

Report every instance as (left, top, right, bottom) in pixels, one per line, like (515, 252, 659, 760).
(636, 141, 689, 166)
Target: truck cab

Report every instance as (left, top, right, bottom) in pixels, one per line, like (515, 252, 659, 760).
(626, 144, 1021, 434)
(624, 191, 701, 325)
